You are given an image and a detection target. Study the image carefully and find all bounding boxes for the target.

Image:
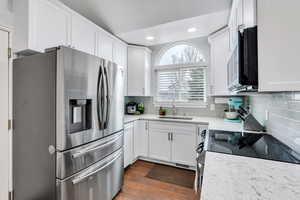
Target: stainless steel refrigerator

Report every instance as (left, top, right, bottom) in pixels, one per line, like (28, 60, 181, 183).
(13, 46, 124, 200)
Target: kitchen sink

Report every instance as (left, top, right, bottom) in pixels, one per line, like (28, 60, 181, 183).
(158, 116, 193, 120)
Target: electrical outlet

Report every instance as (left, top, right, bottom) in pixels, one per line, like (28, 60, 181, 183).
(210, 104, 215, 111)
(265, 110, 269, 121)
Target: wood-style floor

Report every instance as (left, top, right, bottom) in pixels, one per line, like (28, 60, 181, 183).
(114, 160, 198, 200)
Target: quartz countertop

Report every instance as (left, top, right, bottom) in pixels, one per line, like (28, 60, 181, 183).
(124, 114, 243, 132)
(201, 152, 300, 200)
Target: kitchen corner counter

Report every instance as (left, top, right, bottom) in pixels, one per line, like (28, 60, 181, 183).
(201, 152, 300, 200)
(124, 114, 243, 132)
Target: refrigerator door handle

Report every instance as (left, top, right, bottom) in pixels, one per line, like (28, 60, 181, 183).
(97, 64, 104, 130)
(103, 66, 111, 129)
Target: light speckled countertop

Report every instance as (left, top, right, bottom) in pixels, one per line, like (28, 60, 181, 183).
(201, 152, 300, 200)
(124, 114, 243, 132)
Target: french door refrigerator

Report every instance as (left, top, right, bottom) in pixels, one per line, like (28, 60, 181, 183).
(13, 46, 124, 200)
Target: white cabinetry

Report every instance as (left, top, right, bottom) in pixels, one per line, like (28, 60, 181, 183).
(13, 0, 128, 69)
(171, 130, 196, 166)
(113, 40, 128, 96)
(127, 45, 152, 96)
(209, 28, 231, 96)
(258, 0, 300, 92)
(97, 31, 113, 61)
(14, 0, 71, 53)
(149, 127, 171, 162)
(133, 120, 149, 158)
(71, 12, 97, 55)
(148, 121, 198, 166)
(124, 122, 134, 168)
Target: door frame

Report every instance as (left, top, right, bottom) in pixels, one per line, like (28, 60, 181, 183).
(0, 25, 13, 199)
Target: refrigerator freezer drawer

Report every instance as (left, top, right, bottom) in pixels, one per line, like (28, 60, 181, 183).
(56, 149, 124, 200)
(56, 131, 123, 179)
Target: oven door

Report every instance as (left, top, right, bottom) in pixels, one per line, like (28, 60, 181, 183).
(56, 149, 123, 200)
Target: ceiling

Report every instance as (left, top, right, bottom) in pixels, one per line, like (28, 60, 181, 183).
(118, 10, 229, 46)
(59, 0, 232, 45)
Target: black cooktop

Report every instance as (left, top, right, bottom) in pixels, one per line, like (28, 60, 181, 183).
(206, 130, 300, 164)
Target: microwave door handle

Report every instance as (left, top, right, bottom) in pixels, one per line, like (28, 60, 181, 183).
(72, 150, 122, 185)
(104, 66, 111, 129)
(97, 64, 103, 130)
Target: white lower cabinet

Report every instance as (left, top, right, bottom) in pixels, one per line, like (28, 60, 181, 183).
(149, 129, 171, 161)
(128, 120, 207, 168)
(133, 120, 149, 158)
(148, 121, 198, 167)
(171, 131, 196, 166)
(124, 122, 134, 168)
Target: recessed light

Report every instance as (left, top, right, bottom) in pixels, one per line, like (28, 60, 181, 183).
(146, 36, 155, 41)
(187, 27, 197, 33)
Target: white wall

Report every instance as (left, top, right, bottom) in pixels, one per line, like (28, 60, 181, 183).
(127, 37, 226, 118)
(0, 0, 13, 28)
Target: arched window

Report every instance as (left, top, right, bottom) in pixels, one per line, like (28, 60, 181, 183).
(155, 44, 207, 106)
(158, 44, 205, 66)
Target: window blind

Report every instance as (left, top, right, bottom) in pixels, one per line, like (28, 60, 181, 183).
(156, 66, 206, 104)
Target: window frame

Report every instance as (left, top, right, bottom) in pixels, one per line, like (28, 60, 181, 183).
(153, 42, 209, 108)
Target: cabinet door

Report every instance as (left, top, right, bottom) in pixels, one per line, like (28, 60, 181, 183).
(127, 46, 145, 96)
(133, 120, 148, 158)
(97, 31, 113, 61)
(258, 0, 300, 91)
(148, 130, 171, 162)
(127, 46, 151, 96)
(124, 123, 134, 168)
(171, 131, 196, 166)
(0, 29, 9, 200)
(113, 40, 128, 96)
(209, 28, 230, 96)
(71, 13, 97, 55)
(30, 0, 71, 52)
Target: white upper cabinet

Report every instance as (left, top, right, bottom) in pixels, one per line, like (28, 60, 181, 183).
(71, 12, 97, 55)
(113, 40, 128, 96)
(127, 45, 152, 96)
(209, 28, 231, 96)
(14, 0, 127, 64)
(258, 0, 300, 92)
(14, 0, 71, 53)
(97, 31, 113, 61)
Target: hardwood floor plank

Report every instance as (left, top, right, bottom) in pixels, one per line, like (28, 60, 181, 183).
(114, 161, 197, 200)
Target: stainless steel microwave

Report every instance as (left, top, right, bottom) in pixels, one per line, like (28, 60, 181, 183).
(228, 26, 258, 92)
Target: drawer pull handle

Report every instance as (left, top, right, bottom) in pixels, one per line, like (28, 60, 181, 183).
(72, 135, 121, 159)
(72, 151, 122, 185)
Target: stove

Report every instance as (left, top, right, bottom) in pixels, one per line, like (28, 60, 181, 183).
(194, 129, 300, 192)
(206, 130, 300, 164)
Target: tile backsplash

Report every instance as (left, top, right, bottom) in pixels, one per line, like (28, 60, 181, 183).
(249, 92, 300, 154)
(125, 96, 226, 118)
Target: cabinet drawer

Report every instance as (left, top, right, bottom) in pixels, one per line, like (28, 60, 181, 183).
(149, 121, 196, 133)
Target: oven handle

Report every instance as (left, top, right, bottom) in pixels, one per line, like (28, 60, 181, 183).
(72, 150, 122, 185)
(71, 135, 121, 159)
